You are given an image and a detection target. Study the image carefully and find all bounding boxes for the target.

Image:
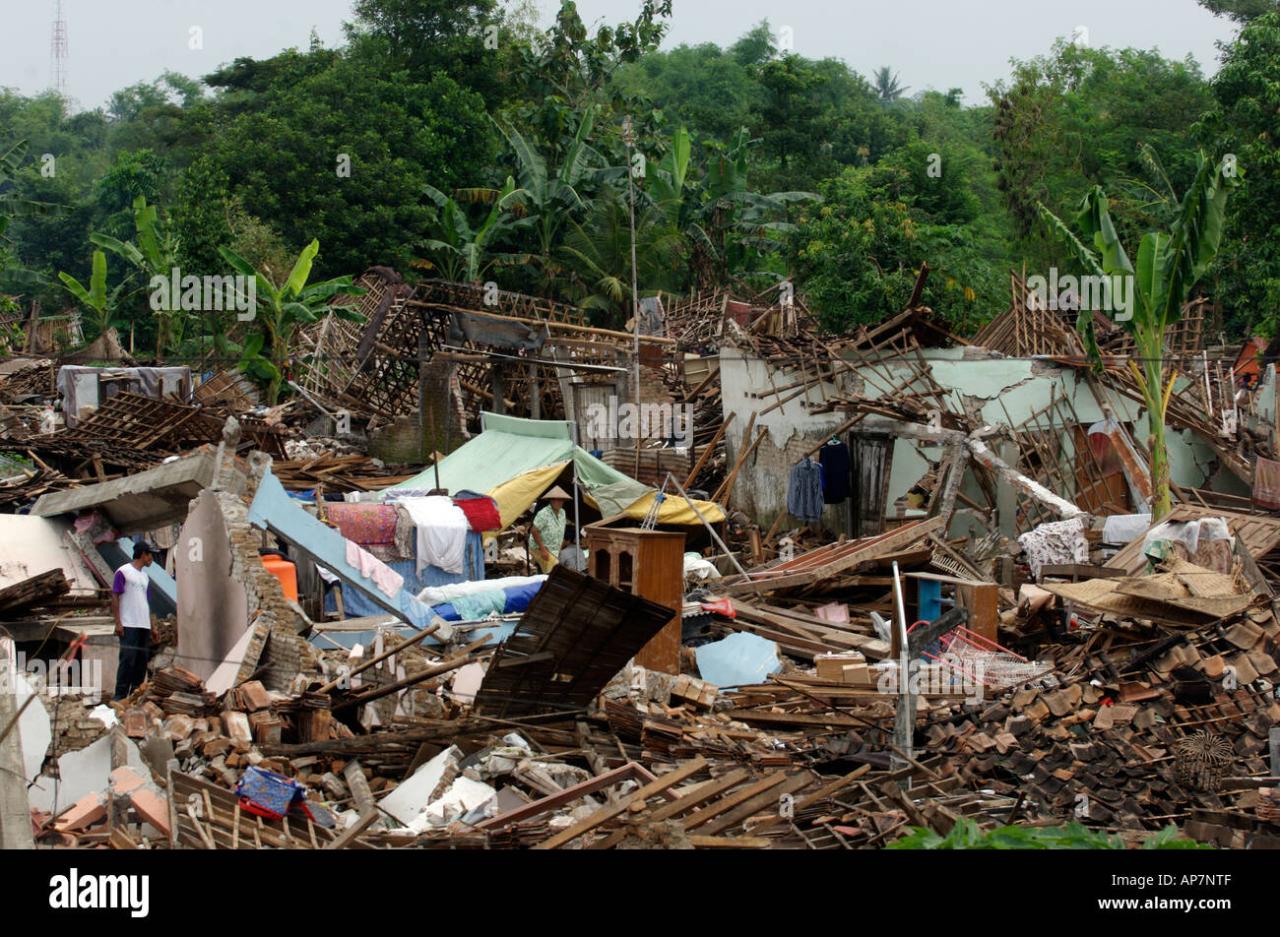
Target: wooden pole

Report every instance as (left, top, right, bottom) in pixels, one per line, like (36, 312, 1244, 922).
(428, 405, 441, 493)
(317, 623, 441, 694)
(712, 427, 767, 507)
(418, 326, 430, 464)
(967, 437, 1085, 519)
(891, 561, 916, 783)
(332, 638, 489, 712)
(683, 412, 734, 490)
(624, 115, 643, 481)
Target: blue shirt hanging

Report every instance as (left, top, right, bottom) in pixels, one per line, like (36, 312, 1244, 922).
(787, 457, 824, 523)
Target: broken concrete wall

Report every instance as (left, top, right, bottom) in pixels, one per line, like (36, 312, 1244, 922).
(175, 489, 251, 683)
(861, 349, 1248, 510)
(177, 475, 311, 693)
(721, 342, 1244, 536)
(1255, 363, 1277, 430)
(717, 345, 852, 529)
(0, 514, 102, 593)
(57, 365, 192, 428)
(861, 351, 1122, 509)
(368, 356, 467, 465)
(613, 361, 680, 453)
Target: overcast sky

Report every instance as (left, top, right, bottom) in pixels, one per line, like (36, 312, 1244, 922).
(0, 0, 1241, 110)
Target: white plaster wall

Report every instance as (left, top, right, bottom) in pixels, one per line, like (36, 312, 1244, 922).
(720, 344, 1247, 533)
(717, 345, 851, 527)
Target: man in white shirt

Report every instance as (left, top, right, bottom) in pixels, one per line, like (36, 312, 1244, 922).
(112, 542, 158, 700)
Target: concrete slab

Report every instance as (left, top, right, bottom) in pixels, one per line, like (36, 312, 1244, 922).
(205, 625, 258, 697)
(18, 681, 52, 783)
(31, 451, 237, 532)
(0, 515, 100, 593)
(378, 745, 462, 827)
(248, 466, 441, 632)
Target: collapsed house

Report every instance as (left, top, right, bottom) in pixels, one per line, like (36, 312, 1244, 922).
(1, 270, 1279, 852)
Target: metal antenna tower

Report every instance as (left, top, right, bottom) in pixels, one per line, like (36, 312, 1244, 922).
(51, 0, 69, 96)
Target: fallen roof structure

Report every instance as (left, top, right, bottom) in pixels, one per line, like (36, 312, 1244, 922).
(9, 257, 1280, 859)
(474, 565, 678, 718)
(293, 270, 677, 427)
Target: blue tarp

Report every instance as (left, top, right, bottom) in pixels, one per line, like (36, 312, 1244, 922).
(323, 533, 484, 619)
(247, 467, 436, 630)
(695, 632, 782, 688)
(430, 579, 544, 622)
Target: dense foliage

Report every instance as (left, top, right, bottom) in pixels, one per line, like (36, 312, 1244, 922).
(2, 0, 1278, 386)
(1198, 12, 1280, 335)
(889, 819, 1211, 849)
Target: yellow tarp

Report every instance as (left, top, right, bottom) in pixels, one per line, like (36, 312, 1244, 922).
(489, 462, 569, 529)
(617, 490, 726, 526)
(485, 461, 725, 529)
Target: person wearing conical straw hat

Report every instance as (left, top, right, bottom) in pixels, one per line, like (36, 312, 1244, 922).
(528, 485, 571, 574)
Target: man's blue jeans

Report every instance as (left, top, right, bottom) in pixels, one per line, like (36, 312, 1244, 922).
(114, 627, 150, 700)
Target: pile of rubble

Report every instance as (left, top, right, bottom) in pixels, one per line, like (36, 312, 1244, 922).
(3, 269, 1280, 852)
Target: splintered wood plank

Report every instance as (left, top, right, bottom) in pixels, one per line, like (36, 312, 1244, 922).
(476, 762, 643, 831)
(642, 769, 753, 822)
(533, 757, 708, 850)
(324, 811, 379, 849)
(689, 835, 772, 849)
(682, 771, 790, 831)
(748, 765, 873, 834)
(590, 768, 753, 850)
(697, 771, 814, 837)
(722, 517, 944, 595)
(632, 763, 683, 803)
(0, 568, 70, 613)
(723, 710, 870, 729)
(109, 827, 140, 850)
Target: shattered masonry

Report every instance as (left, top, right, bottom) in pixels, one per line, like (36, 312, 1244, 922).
(2, 272, 1279, 851)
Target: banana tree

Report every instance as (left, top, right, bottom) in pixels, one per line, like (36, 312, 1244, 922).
(494, 109, 600, 285)
(1037, 152, 1233, 520)
(665, 127, 816, 289)
(91, 195, 185, 359)
(0, 141, 26, 264)
(645, 126, 693, 220)
(219, 240, 364, 405)
(418, 176, 524, 283)
(58, 249, 129, 342)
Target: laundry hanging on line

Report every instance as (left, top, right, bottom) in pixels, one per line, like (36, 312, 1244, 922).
(819, 438, 851, 504)
(787, 457, 824, 523)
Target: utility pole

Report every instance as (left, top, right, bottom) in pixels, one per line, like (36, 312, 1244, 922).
(623, 115, 643, 479)
(891, 562, 916, 784)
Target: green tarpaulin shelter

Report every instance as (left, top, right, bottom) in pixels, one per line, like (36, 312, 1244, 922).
(378, 412, 723, 528)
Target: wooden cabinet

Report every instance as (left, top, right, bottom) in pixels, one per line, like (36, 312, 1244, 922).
(584, 527, 685, 674)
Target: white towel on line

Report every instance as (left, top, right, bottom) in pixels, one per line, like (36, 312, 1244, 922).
(400, 496, 469, 575)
